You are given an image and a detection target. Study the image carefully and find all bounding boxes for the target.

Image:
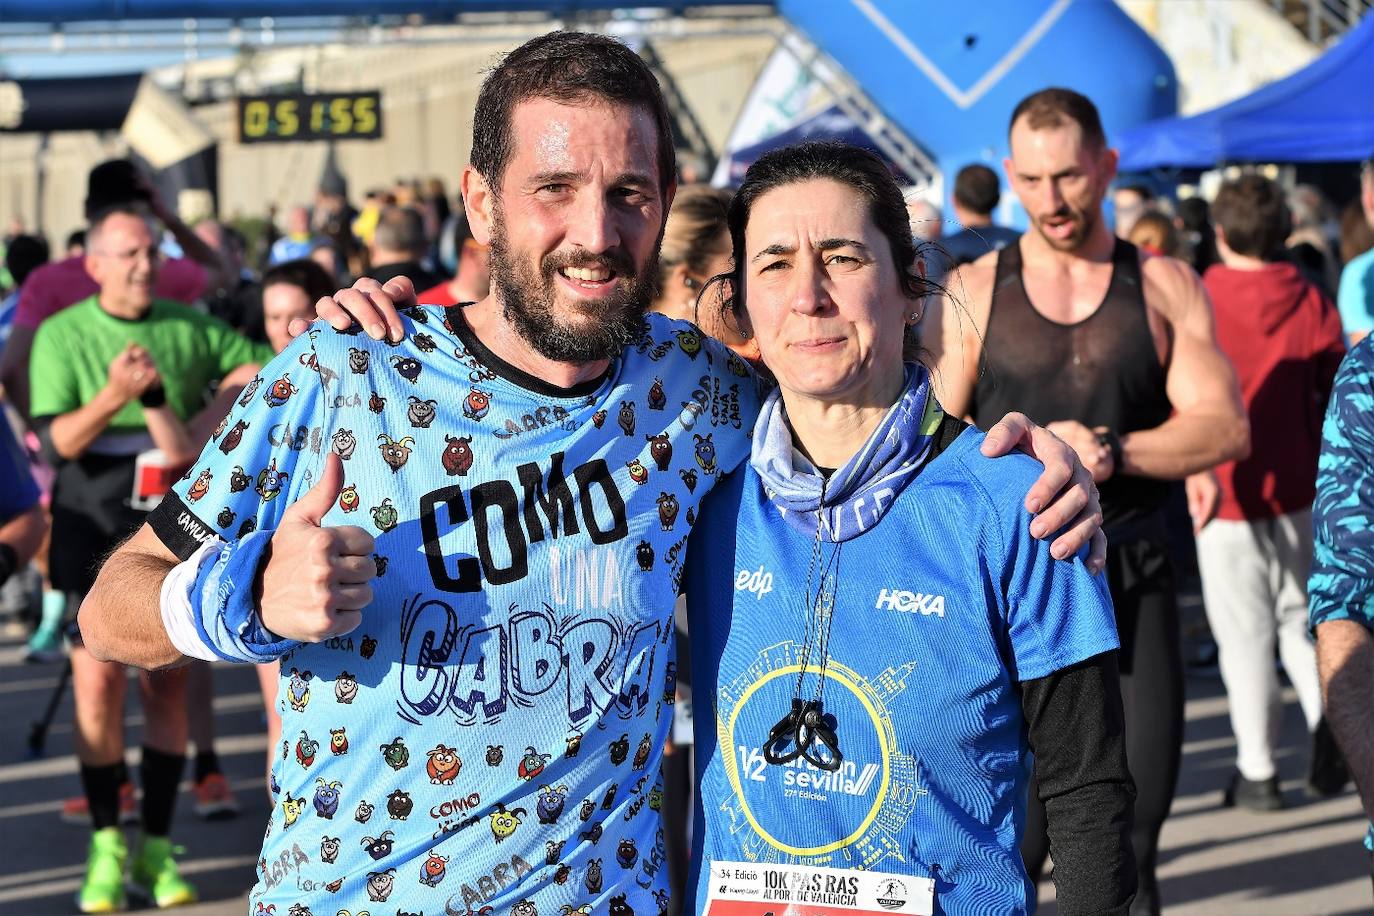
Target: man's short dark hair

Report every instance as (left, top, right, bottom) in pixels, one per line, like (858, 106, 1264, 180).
(953, 164, 1001, 216)
(373, 206, 427, 255)
(471, 31, 676, 194)
(261, 258, 337, 304)
(1211, 173, 1292, 261)
(1009, 87, 1107, 150)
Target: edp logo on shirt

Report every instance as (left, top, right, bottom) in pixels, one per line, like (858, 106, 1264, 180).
(735, 565, 774, 599)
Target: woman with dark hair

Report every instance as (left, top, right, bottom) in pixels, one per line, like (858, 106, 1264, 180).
(684, 142, 1135, 914)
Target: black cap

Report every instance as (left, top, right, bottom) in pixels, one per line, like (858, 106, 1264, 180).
(84, 159, 150, 221)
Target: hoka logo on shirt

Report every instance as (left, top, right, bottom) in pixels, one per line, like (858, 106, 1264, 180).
(735, 746, 880, 798)
(874, 588, 945, 617)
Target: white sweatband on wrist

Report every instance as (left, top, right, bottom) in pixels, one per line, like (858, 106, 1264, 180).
(160, 539, 223, 662)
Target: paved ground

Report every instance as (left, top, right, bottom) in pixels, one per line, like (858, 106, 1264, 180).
(1, 621, 1369, 915)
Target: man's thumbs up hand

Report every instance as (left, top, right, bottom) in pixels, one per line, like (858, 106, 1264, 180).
(257, 452, 376, 643)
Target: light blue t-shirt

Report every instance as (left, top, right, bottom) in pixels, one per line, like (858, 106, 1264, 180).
(1337, 246, 1374, 339)
(149, 306, 760, 915)
(684, 428, 1119, 916)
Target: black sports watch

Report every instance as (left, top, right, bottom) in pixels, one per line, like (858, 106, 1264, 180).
(139, 385, 167, 408)
(1095, 428, 1123, 474)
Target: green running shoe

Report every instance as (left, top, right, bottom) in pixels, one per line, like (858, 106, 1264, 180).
(129, 835, 197, 909)
(77, 827, 127, 914)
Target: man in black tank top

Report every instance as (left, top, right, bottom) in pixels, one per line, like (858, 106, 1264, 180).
(925, 89, 1248, 916)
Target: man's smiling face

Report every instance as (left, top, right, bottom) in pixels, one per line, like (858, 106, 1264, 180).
(480, 96, 671, 363)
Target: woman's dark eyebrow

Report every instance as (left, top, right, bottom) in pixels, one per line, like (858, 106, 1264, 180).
(750, 239, 870, 263)
(750, 243, 795, 263)
(816, 238, 870, 253)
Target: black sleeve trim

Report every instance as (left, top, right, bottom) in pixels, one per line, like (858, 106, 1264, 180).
(1021, 651, 1137, 916)
(147, 490, 223, 561)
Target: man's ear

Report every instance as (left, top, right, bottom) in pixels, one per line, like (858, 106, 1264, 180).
(462, 165, 495, 246)
(1214, 223, 1232, 257)
(84, 253, 103, 287)
(1101, 146, 1121, 185)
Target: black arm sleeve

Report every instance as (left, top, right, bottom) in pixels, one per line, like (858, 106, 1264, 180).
(1020, 650, 1137, 916)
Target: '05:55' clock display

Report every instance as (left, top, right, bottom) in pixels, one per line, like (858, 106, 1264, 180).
(238, 91, 382, 144)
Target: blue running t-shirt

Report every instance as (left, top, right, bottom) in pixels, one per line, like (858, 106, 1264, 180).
(684, 428, 1118, 916)
(149, 306, 760, 915)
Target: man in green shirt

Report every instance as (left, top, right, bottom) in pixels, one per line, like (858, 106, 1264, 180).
(29, 205, 270, 913)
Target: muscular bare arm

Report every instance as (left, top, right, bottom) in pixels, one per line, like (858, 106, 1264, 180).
(1118, 257, 1249, 479)
(1316, 620, 1374, 824)
(923, 259, 994, 419)
(80, 523, 188, 670)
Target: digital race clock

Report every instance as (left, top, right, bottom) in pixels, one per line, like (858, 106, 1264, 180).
(237, 91, 382, 144)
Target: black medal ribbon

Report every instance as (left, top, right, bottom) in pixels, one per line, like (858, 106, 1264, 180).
(763, 698, 843, 772)
(760, 478, 845, 773)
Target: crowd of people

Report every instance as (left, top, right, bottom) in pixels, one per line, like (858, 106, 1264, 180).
(2, 27, 1374, 916)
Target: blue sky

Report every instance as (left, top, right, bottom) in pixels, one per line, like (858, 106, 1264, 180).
(0, 49, 229, 78)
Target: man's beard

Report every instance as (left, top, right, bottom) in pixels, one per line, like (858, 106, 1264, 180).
(1034, 199, 1101, 252)
(488, 211, 658, 364)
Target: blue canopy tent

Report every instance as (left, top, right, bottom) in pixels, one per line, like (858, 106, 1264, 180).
(717, 105, 899, 185)
(1118, 13, 1374, 170)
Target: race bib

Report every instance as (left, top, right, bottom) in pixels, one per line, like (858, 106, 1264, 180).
(705, 860, 934, 915)
(131, 448, 182, 511)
